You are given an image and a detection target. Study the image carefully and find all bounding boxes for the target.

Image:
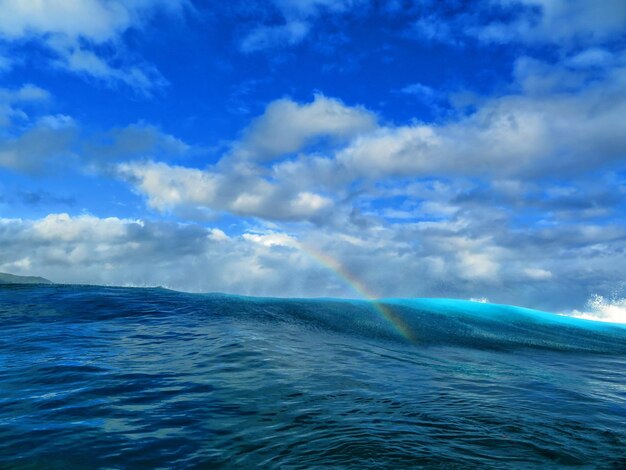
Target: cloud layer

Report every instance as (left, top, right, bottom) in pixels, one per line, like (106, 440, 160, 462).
(117, 53, 626, 224)
(0, 0, 187, 94)
(1, 0, 625, 318)
(2, 212, 625, 316)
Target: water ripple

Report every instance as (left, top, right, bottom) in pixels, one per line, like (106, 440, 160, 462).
(1, 285, 625, 468)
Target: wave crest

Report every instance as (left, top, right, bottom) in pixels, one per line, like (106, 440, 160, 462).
(569, 294, 626, 325)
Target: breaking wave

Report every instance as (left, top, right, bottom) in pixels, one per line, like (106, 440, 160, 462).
(568, 294, 626, 325)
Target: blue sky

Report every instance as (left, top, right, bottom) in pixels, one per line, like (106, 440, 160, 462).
(1, 0, 625, 320)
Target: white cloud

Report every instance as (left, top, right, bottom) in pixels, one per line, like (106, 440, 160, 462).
(208, 228, 229, 242)
(48, 43, 168, 94)
(240, 21, 310, 53)
(242, 232, 299, 248)
(33, 213, 134, 242)
(239, 0, 369, 53)
(0, 83, 50, 126)
(400, 82, 436, 99)
(221, 61, 626, 199)
(410, 15, 457, 45)
(119, 162, 220, 210)
(11, 84, 50, 102)
(0, 0, 188, 39)
(0, 0, 187, 94)
(36, 114, 75, 129)
(524, 267, 553, 280)
(118, 161, 334, 222)
(337, 56, 626, 179)
(114, 95, 375, 222)
(476, 0, 626, 46)
(457, 251, 500, 281)
(406, 1, 626, 49)
(231, 94, 377, 161)
(2, 212, 624, 313)
(239, 0, 364, 52)
(0, 1, 624, 317)
(117, 55, 626, 227)
(0, 0, 131, 41)
(565, 48, 615, 69)
(0, 213, 321, 295)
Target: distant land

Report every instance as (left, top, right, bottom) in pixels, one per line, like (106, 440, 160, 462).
(0, 272, 52, 285)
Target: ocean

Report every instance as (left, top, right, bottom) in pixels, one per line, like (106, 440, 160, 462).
(1, 284, 625, 468)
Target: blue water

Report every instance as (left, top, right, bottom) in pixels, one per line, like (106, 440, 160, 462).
(1, 285, 626, 468)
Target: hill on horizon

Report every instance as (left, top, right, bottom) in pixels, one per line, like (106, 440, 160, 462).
(0, 272, 52, 285)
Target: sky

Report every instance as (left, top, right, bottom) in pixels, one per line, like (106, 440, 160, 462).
(0, 0, 625, 320)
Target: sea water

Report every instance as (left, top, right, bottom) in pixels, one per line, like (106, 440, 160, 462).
(1, 284, 625, 468)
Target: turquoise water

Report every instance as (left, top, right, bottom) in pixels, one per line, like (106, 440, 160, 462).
(1, 284, 625, 468)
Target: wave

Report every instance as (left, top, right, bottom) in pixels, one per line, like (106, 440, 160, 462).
(568, 294, 626, 324)
(235, 295, 626, 354)
(3, 284, 626, 468)
(2, 284, 625, 354)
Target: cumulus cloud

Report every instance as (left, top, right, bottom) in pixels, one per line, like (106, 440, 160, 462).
(117, 53, 626, 225)
(118, 161, 334, 222)
(321, 53, 626, 181)
(115, 95, 379, 222)
(6, 55, 626, 306)
(0, 0, 138, 41)
(0, 213, 338, 295)
(0, 0, 187, 94)
(1, 212, 625, 313)
(231, 94, 377, 161)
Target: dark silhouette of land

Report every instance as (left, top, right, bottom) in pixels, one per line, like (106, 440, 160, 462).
(0, 272, 52, 285)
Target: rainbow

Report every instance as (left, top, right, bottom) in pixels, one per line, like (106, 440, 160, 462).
(301, 244, 417, 343)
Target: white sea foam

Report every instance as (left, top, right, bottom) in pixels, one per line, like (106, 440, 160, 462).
(568, 295, 626, 325)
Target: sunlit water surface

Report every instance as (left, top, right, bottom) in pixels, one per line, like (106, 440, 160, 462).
(1, 285, 625, 468)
